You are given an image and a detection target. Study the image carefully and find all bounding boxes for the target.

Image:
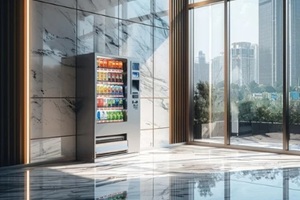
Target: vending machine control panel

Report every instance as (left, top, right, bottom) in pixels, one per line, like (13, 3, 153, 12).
(131, 62, 140, 109)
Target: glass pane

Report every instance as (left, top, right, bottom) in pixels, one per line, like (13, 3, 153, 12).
(230, 0, 283, 149)
(191, 3, 224, 143)
(289, 0, 300, 151)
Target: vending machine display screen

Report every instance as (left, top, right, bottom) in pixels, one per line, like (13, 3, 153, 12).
(132, 63, 139, 70)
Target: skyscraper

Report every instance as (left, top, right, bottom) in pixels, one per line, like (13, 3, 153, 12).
(211, 52, 224, 85)
(194, 51, 209, 85)
(259, 0, 283, 87)
(252, 44, 260, 83)
(231, 42, 256, 86)
(290, 0, 300, 88)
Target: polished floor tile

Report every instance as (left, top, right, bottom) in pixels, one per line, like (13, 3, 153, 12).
(1, 145, 300, 199)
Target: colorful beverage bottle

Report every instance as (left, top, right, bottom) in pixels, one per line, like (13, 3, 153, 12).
(107, 73, 111, 81)
(111, 111, 115, 120)
(97, 59, 101, 68)
(97, 98, 100, 107)
(116, 111, 121, 120)
(107, 111, 112, 121)
(119, 99, 123, 107)
(115, 98, 119, 107)
(111, 86, 114, 95)
(104, 72, 108, 81)
(117, 86, 121, 95)
(111, 73, 115, 82)
(103, 59, 107, 68)
(96, 85, 100, 94)
(120, 111, 123, 121)
(102, 111, 107, 120)
(97, 98, 104, 107)
(108, 60, 113, 68)
(96, 110, 101, 120)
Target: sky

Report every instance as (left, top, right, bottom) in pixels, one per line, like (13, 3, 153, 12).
(193, 0, 258, 61)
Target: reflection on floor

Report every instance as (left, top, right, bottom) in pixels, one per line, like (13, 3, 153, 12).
(1, 145, 300, 199)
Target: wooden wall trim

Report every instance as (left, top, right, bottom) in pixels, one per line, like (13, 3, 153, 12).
(0, 0, 26, 167)
(170, 0, 189, 143)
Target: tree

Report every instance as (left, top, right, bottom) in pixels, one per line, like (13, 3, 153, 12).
(194, 81, 210, 124)
(239, 101, 254, 122)
(290, 101, 300, 124)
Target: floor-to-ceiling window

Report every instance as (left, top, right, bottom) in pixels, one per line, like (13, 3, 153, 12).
(190, 2, 225, 144)
(289, 0, 300, 151)
(188, 0, 300, 153)
(229, 0, 283, 149)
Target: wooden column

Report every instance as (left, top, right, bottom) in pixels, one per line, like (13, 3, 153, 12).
(0, 0, 26, 167)
(169, 0, 189, 143)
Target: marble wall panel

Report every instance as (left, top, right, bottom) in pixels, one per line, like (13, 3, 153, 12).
(154, 28, 169, 97)
(31, 98, 76, 139)
(34, 0, 77, 8)
(140, 99, 154, 130)
(77, 11, 119, 55)
(140, 130, 154, 150)
(154, 128, 170, 147)
(30, 136, 75, 163)
(77, 0, 118, 17)
(154, 0, 169, 29)
(154, 98, 169, 128)
(119, 21, 153, 97)
(119, 0, 152, 25)
(31, 2, 76, 98)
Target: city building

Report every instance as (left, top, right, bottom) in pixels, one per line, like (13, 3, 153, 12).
(259, 0, 283, 87)
(194, 51, 209, 85)
(212, 52, 224, 85)
(231, 42, 256, 86)
(290, 0, 300, 88)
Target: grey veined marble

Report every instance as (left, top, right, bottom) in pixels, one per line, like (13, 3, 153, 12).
(30, 98, 75, 139)
(2, 145, 300, 199)
(77, 0, 119, 17)
(77, 11, 119, 56)
(119, 21, 154, 98)
(140, 98, 154, 130)
(30, 1, 76, 98)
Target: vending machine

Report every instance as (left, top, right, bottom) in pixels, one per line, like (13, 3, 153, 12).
(76, 53, 140, 162)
